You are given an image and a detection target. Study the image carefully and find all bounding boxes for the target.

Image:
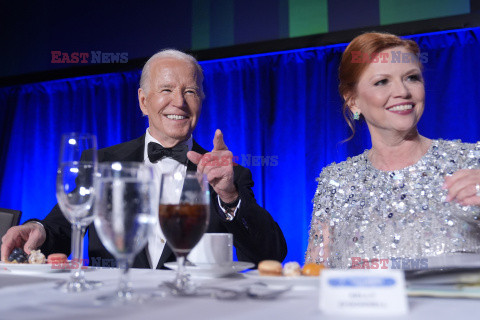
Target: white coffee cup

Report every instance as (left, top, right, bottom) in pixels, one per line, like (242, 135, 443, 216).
(188, 233, 233, 266)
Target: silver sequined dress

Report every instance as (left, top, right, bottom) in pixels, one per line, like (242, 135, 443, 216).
(305, 140, 480, 268)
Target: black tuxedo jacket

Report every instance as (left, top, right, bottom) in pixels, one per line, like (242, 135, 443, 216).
(40, 135, 287, 268)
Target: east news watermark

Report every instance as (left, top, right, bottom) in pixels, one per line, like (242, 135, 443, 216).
(51, 51, 128, 64)
(351, 50, 429, 64)
(199, 154, 279, 167)
(351, 257, 429, 270)
(49, 257, 117, 270)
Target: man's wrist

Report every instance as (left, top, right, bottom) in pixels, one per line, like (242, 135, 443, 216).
(218, 191, 239, 204)
(219, 194, 240, 208)
(217, 195, 241, 221)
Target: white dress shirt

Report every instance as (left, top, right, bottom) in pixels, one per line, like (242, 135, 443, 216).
(144, 128, 192, 269)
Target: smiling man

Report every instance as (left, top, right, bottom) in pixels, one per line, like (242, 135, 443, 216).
(138, 52, 204, 148)
(1, 50, 287, 269)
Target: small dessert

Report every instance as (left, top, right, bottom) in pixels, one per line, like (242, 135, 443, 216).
(6, 248, 48, 264)
(47, 253, 68, 265)
(8, 248, 28, 263)
(258, 260, 283, 276)
(283, 261, 301, 277)
(28, 250, 46, 264)
(302, 263, 325, 276)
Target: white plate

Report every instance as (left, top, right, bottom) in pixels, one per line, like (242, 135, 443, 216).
(164, 261, 254, 278)
(423, 253, 480, 270)
(0, 262, 70, 274)
(244, 270, 320, 288)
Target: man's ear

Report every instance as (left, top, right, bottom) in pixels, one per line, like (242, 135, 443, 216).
(138, 88, 148, 116)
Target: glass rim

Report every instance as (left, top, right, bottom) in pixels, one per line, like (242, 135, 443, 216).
(97, 161, 151, 169)
(160, 171, 206, 178)
(96, 162, 154, 179)
(61, 132, 97, 138)
(60, 132, 98, 146)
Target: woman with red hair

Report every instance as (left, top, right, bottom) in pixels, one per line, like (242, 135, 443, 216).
(306, 32, 480, 268)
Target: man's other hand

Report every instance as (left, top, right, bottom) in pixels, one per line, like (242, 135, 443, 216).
(1, 222, 46, 262)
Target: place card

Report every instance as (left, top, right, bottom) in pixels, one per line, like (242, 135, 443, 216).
(319, 269, 408, 316)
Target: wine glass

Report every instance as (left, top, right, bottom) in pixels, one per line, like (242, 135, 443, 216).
(56, 132, 99, 292)
(94, 162, 156, 304)
(159, 171, 210, 294)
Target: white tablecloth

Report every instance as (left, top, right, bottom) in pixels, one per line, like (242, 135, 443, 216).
(0, 267, 478, 320)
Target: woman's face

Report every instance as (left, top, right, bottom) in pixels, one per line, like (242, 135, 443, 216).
(349, 46, 425, 140)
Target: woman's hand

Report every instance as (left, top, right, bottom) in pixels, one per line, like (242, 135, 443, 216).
(444, 169, 480, 206)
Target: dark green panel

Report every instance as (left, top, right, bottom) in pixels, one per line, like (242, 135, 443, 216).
(380, 0, 470, 25)
(192, 0, 210, 50)
(210, 0, 234, 47)
(289, 0, 328, 37)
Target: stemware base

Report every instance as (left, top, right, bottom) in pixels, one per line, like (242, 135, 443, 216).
(95, 290, 145, 305)
(56, 279, 102, 293)
(159, 280, 198, 296)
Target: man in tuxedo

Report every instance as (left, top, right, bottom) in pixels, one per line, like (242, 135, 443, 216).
(1, 50, 287, 268)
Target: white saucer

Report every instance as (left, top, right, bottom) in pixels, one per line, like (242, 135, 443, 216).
(164, 261, 254, 278)
(0, 262, 69, 274)
(243, 270, 320, 288)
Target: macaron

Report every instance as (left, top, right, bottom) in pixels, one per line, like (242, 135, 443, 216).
(47, 253, 68, 264)
(258, 260, 283, 276)
(301, 262, 325, 276)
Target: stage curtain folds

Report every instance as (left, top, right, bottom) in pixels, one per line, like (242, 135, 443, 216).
(1, 28, 479, 263)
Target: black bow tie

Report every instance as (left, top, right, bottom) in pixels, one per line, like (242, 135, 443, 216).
(148, 142, 188, 164)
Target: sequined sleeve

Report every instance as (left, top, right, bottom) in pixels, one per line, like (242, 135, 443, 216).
(448, 141, 480, 224)
(305, 165, 336, 266)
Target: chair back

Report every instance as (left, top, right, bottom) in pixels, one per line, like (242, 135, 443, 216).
(0, 208, 22, 254)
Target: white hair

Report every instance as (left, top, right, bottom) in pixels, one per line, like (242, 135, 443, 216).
(139, 49, 204, 98)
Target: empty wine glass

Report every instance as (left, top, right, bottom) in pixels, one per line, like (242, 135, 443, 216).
(158, 171, 210, 294)
(56, 132, 99, 292)
(94, 162, 156, 304)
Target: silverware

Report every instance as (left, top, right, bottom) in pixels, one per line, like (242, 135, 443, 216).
(160, 281, 201, 296)
(246, 282, 292, 300)
(160, 281, 291, 300)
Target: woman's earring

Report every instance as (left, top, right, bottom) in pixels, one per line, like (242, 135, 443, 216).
(353, 112, 360, 120)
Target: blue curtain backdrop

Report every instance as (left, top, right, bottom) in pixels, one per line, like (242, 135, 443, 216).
(1, 27, 479, 264)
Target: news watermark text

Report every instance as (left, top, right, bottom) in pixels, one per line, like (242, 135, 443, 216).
(51, 51, 128, 64)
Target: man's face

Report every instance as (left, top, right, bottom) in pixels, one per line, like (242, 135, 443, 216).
(138, 58, 203, 147)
